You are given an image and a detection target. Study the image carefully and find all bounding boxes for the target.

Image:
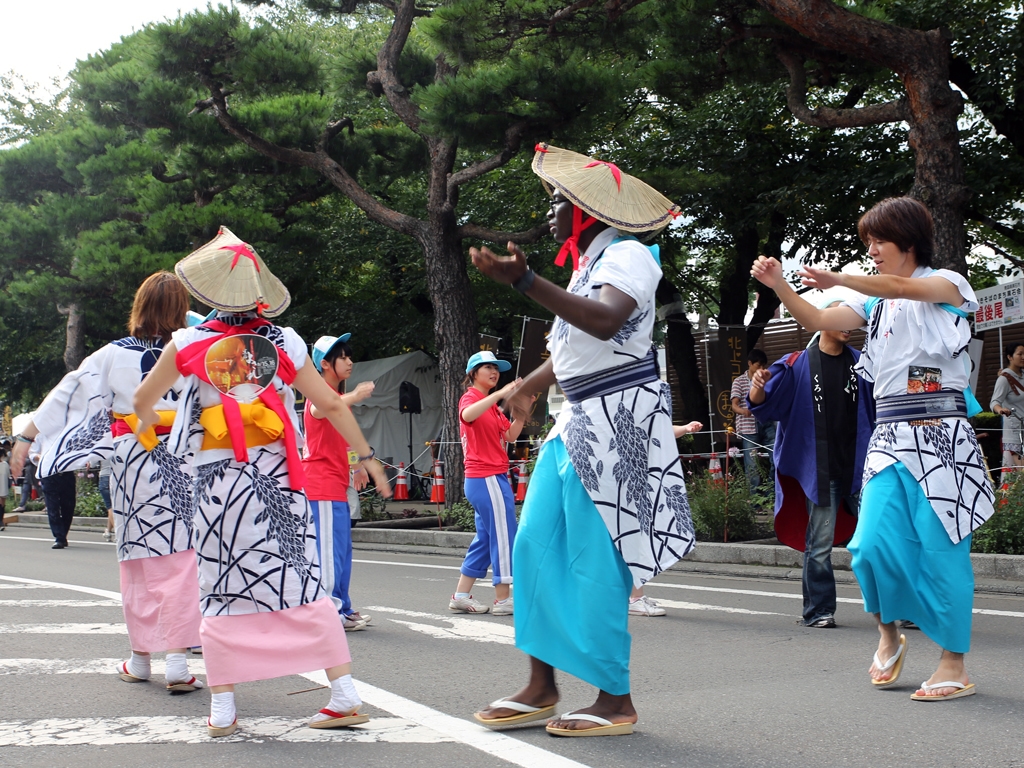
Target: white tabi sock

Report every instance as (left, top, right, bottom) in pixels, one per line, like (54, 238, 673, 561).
(124, 652, 151, 680)
(164, 653, 190, 684)
(209, 692, 236, 728)
(326, 674, 362, 713)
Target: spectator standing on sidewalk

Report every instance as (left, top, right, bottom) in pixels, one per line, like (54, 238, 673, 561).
(748, 304, 875, 628)
(990, 343, 1024, 469)
(449, 351, 523, 616)
(13, 443, 42, 512)
(731, 350, 774, 498)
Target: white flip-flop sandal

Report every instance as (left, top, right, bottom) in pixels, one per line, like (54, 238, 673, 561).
(545, 711, 634, 737)
(473, 698, 556, 728)
(910, 680, 976, 701)
(871, 633, 907, 688)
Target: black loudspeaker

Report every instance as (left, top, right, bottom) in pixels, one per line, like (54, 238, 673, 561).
(399, 381, 421, 414)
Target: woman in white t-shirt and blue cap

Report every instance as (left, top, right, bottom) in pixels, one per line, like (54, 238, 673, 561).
(448, 351, 523, 615)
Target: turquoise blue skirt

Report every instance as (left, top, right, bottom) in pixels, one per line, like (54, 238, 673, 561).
(849, 463, 974, 653)
(513, 437, 634, 695)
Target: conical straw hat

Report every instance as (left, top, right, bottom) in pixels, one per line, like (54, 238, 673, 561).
(175, 227, 291, 318)
(532, 143, 680, 234)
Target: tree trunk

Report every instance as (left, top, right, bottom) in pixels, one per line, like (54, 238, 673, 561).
(58, 302, 85, 371)
(718, 226, 760, 333)
(757, 0, 969, 275)
(903, 37, 969, 273)
(657, 278, 707, 429)
(417, 184, 477, 505)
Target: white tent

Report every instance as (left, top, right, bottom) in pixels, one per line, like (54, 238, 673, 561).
(346, 350, 444, 471)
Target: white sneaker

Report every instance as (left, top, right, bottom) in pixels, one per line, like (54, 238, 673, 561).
(449, 594, 490, 613)
(491, 598, 513, 616)
(342, 616, 368, 631)
(628, 595, 667, 617)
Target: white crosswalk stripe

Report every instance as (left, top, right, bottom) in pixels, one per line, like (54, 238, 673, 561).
(0, 599, 122, 607)
(365, 605, 515, 645)
(0, 623, 127, 634)
(0, 716, 453, 745)
(0, 658, 206, 675)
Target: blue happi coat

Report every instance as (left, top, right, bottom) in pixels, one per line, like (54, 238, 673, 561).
(748, 345, 875, 552)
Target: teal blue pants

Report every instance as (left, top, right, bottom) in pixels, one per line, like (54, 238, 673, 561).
(849, 463, 974, 653)
(513, 437, 634, 695)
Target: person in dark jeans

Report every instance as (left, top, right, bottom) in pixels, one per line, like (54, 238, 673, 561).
(748, 306, 875, 628)
(42, 471, 77, 549)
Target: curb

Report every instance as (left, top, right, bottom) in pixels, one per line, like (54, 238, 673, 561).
(351, 528, 1024, 595)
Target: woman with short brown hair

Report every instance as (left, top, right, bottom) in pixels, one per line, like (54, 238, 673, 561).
(11, 270, 204, 693)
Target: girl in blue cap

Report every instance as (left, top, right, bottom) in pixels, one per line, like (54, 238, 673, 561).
(303, 333, 375, 631)
(448, 351, 524, 615)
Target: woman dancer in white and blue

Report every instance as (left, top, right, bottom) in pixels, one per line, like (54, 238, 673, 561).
(448, 352, 524, 615)
(752, 197, 995, 702)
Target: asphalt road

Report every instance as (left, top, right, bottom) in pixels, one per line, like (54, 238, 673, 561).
(2, 527, 1023, 768)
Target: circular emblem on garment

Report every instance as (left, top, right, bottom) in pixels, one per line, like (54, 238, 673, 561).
(204, 334, 279, 402)
(716, 389, 732, 419)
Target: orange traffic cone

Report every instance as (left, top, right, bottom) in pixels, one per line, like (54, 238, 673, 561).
(430, 459, 446, 504)
(515, 460, 529, 502)
(393, 462, 409, 501)
(709, 453, 723, 484)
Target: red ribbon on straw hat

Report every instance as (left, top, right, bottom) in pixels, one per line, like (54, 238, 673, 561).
(221, 243, 261, 272)
(584, 160, 622, 190)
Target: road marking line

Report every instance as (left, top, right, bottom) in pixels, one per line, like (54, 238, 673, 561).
(0, 658, 208, 675)
(302, 670, 593, 768)
(0, 716, 452, 745)
(651, 598, 785, 616)
(0, 575, 121, 600)
(0, 574, 591, 767)
(0, 623, 127, 634)
(0, 535, 115, 546)
(365, 606, 515, 645)
(0, 600, 122, 607)
(0, 584, 52, 590)
(354, 558, 460, 571)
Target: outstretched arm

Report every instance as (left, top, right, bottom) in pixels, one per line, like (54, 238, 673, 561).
(471, 242, 636, 340)
(751, 257, 864, 332)
(462, 378, 522, 423)
(797, 265, 965, 306)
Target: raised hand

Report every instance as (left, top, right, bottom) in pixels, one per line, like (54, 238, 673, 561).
(673, 421, 703, 437)
(470, 241, 528, 285)
(350, 381, 375, 403)
(750, 256, 785, 289)
(751, 369, 772, 389)
(497, 377, 523, 400)
(797, 265, 844, 291)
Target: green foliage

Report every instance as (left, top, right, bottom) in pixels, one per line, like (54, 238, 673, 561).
(74, 476, 108, 517)
(685, 468, 758, 542)
(443, 498, 476, 532)
(972, 472, 1024, 555)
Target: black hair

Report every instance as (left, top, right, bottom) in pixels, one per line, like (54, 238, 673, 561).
(321, 340, 353, 368)
(463, 363, 485, 390)
(858, 197, 935, 268)
(1005, 343, 1024, 362)
(747, 348, 768, 366)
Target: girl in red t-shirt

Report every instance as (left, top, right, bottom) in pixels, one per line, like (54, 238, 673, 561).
(449, 352, 524, 615)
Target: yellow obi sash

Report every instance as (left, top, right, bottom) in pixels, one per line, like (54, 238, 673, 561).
(113, 411, 176, 452)
(199, 402, 285, 452)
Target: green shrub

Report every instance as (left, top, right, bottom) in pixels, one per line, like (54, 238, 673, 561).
(686, 468, 758, 542)
(443, 499, 476, 532)
(972, 472, 1024, 555)
(74, 476, 108, 517)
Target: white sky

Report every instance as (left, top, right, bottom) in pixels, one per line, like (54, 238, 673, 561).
(0, 1, 222, 90)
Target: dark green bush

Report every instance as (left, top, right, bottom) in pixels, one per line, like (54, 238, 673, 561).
(972, 472, 1024, 555)
(686, 468, 758, 542)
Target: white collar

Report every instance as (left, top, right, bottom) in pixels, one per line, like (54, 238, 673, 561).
(581, 227, 622, 259)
